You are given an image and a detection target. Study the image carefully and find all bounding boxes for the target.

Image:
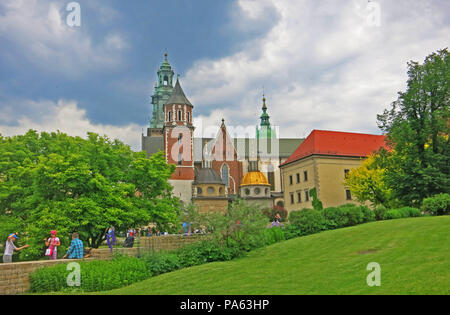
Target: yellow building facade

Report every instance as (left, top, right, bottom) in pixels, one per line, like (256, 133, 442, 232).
(280, 130, 387, 213)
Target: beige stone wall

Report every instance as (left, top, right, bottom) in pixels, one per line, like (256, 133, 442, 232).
(193, 198, 228, 214)
(281, 155, 366, 213)
(0, 259, 82, 295)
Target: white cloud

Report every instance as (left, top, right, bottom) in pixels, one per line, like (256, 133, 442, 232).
(0, 99, 144, 151)
(0, 0, 127, 77)
(184, 0, 450, 138)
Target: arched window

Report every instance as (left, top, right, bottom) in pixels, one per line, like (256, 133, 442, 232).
(187, 112, 190, 122)
(164, 75, 168, 86)
(178, 110, 182, 121)
(221, 164, 229, 187)
(168, 111, 172, 122)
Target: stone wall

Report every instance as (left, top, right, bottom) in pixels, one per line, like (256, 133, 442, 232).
(0, 235, 204, 295)
(0, 259, 81, 295)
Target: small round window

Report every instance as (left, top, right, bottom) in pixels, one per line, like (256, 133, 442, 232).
(245, 188, 250, 196)
(207, 187, 215, 194)
(197, 187, 203, 195)
(254, 187, 261, 195)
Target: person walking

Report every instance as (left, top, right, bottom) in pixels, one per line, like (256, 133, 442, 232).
(44, 230, 60, 260)
(106, 226, 116, 252)
(3, 233, 29, 263)
(63, 233, 84, 259)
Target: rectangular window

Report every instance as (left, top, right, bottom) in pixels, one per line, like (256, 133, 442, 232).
(296, 173, 300, 183)
(305, 189, 310, 202)
(290, 193, 294, 204)
(346, 189, 352, 200)
(289, 175, 293, 185)
(304, 171, 308, 182)
(344, 169, 350, 179)
(297, 191, 302, 203)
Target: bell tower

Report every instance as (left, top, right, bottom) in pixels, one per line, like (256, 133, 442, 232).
(163, 77, 195, 202)
(150, 52, 175, 130)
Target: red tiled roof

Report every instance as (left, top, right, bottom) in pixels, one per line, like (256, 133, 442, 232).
(281, 130, 387, 167)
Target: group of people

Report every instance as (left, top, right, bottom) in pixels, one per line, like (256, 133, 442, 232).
(2, 231, 85, 263)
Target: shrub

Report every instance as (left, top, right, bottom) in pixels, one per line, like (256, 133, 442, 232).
(321, 207, 348, 229)
(384, 207, 422, 220)
(142, 252, 181, 276)
(360, 205, 376, 222)
(373, 205, 388, 220)
(288, 209, 326, 236)
(263, 227, 285, 245)
(422, 193, 450, 216)
(385, 209, 403, 220)
(29, 256, 151, 293)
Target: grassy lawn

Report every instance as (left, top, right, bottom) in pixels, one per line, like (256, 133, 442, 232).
(86, 216, 450, 295)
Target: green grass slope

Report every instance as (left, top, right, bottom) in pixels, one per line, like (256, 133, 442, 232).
(102, 216, 450, 295)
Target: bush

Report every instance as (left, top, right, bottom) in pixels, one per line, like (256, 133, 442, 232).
(263, 227, 285, 245)
(422, 193, 450, 216)
(373, 205, 388, 220)
(320, 205, 373, 230)
(142, 252, 181, 276)
(321, 207, 348, 229)
(384, 207, 422, 220)
(288, 209, 326, 236)
(29, 256, 151, 293)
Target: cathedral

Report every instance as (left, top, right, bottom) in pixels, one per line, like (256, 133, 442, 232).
(142, 53, 303, 212)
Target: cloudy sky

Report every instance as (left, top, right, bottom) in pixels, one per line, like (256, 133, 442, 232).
(0, 0, 449, 150)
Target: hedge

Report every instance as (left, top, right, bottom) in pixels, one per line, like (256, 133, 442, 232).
(422, 193, 450, 216)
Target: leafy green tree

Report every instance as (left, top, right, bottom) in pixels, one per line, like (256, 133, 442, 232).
(344, 153, 396, 208)
(377, 48, 449, 206)
(0, 130, 179, 260)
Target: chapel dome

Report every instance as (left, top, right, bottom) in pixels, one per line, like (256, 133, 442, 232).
(240, 171, 270, 186)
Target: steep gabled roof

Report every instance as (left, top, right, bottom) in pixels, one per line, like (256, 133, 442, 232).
(281, 130, 387, 167)
(165, 78, 193, 106)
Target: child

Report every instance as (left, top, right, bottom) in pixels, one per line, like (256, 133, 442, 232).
(44, 230, 60, 260)
(3, 233, 29, 263)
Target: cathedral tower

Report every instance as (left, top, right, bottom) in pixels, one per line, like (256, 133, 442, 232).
(150, 52, 175, 130)
(163, 77, 195, 202)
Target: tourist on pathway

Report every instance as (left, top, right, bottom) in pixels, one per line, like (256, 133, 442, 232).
(123, 231, 135, 248)
(44, 230, 60, 260)
(2, 233, 29, 263)
(63, 233, 84, 259)
(106, 226, 116, 252)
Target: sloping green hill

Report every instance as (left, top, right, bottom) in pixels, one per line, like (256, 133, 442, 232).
(103, 216, 450, 295)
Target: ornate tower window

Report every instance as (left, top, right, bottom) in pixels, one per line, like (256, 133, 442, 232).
(221, 164, 229, 187)
(168, 111, 172, 122)
(178, 110, 182, 121)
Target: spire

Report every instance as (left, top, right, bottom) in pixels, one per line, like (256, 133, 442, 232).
(260, 93, 270, 127)
(165, 77, 193, 106)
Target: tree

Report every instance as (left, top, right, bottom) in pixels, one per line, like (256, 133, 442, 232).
(0, 130, 179, 260)
(344, 152, 396, 208)
(377, 48, 450, 206)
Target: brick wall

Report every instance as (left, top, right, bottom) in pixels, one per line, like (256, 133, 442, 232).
(0, 235, 204, 295)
